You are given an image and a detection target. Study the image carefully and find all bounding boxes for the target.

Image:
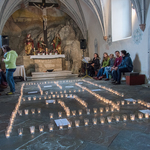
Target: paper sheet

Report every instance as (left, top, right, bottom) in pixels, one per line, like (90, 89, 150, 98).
(28, 91, 38, 94)
(139, 110, 150, 115)
(124, 98, 137, 102)
(92, 89, 103, 92)
(46, 100, 55, 103)
(44, 85, 52, 88)
(55, 118, 70, 126)
(65, 86, 74, 88)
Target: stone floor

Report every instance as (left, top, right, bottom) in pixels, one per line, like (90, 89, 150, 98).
(0, 78, 150, 150)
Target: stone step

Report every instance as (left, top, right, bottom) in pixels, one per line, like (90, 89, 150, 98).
(32, 70, 72, 75)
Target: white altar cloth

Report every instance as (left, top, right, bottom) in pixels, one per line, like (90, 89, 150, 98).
(13, 65, 26, 80)
(30, 54, 65, 59)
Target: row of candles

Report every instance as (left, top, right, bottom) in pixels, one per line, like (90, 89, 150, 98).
(75, 83, 120, 111)
(15, 112, 150, 137)
(18, 108, 42, 116)
(54, 82, 62, 89)
(58, 100, 70, 117)
(82, 79, 124, 97)
(25, 80, 81, 86)
(37, 84, 43, 95)
(5, 83, 25, 138)
(137, 99, 150, 108)
(74, 95, 88, 108)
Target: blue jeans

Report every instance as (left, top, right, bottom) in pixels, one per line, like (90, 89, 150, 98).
(6, 69, 16, 92)
(104, 67, 111, 79)
(97, 67, 105, 77)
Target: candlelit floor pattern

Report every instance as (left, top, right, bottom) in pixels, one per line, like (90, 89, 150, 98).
(0, 79, 150, 150)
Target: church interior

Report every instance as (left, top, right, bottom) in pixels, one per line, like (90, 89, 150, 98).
(0, 0, 150, 150)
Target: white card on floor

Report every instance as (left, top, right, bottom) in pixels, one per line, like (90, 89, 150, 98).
(124, 98, 137, 102)
(67, 96, 74, 99)
(44, 85, 52, 88)
(28, 91, 38, 94)
(46, 100, 55, 103)
(92, 89, 102, 92)
(65, 86, 74, 88)
(78, 82, 83, 84)
(139, 110, 150, 115)
(55, 118, 70, 126)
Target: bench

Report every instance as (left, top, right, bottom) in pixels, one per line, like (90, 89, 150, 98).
(125, 72, 145, 85)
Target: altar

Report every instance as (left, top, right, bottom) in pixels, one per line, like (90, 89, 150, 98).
(30, 54, 66, 72)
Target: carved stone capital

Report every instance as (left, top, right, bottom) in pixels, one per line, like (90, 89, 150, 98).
(139, 24, 146, 32)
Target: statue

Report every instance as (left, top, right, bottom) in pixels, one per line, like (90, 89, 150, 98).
(52, 34, 62, 54)
(25, 34, 34, 55)
(37, 37, 46, 53)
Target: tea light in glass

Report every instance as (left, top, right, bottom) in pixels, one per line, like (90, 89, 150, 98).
(31, 109, 35, 115)
(130, 114, 135, 121)
(72, 110, 76, 116)
(93, 118, 97, 125)
(45, 91, 48, 95)
(37, 108, 41, 114)
(51, 92, 53, 94)
(78, 90, 81, 92)
(147, 103, 150, 108)
(39, 125, 44, 133)
(28, 97, 31, 101)
(58, 112, 62, 118)
(44, 96, 47, 100)
(86, 109, 90, 115)
(5, 131, 10, 138)
(39, 96, 41, 100)
(99, 107, 104, 113)
(59, 124, 63, 130)
(138, 99, 141, 104)
(49, 113, 53, 119)
(93, 108, 97, 114)
(145, 113, 149, 119)
(121, 101, 125, 105)
(122, 115, 127, 121)
(78, 110, 82, 116)
(117, 101, 120, 105)
(57, 95, 59, 98)
(30, 126, 35, 134)
(48, 95, 51, 99)
(68, 122, 72, 129)
(116, 106, 120, 112)
(74, 90, 76, 93)
(18, 110, 22, 116)
(33, 96, 36, 101)
(105, 107, 109, 112)
(46, 101, 48, 105)
(53, 100, 56, 104)
(115, 116, 120, 122)
(24, 109, 29, 115)
(48, 123, 54, 132)
(100, 117, 105, 124)
(22, 98, 25, 102)
(107, 116, 112, 123)
(64, 90, 66, 93)
(144, 102, 147, 107)
(127, 101, 130, 105)
(110, 107, 114, 112)
(18, 128, 23, 136)
(138, 113, 143, 120)
(69, 90, 71, 93)
(133, 100, 136, 105)
(55, 92, 57, 94)
(75, 120, 80, 127)
(61, 94, 64, 98)
(84, 118, 89, 126)
(53, 95, 55, 98)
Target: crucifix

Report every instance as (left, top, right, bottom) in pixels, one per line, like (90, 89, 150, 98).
(29, 0, 59, 47)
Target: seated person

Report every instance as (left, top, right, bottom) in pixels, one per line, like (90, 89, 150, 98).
(94, 52, 109, 80)
(103, 54, 115, 81)
(0, 68, 7, 94)
(88, 53, 100, 77)
(110, 51, 122, 81)
(112, 50, 133, 85)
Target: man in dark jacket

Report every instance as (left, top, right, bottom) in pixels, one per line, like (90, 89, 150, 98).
(113, 50, 133, 84)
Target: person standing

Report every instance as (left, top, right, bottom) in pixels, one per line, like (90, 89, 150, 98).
(2, 45, 18, 95)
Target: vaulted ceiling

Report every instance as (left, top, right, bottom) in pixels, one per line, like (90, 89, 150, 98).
(0, 0, 148, 40)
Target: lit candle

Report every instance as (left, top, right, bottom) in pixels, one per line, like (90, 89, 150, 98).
(99, 107, 104, 113)
(33, 96, 36, 101)
(93, 108, 97, 114)
(55, 92, 57, 94)
(48, 95, 51, 99)
(44, 96, 47, 100)
(105, 107, 109, 112)
(117, 101, 120, 105)
(138, 113, 143, 120)
(30, 126, 35, 134)
(39, 125, 44, 133)
(22, 98, 25, 102)
(31, 109, 35, 115)
(116, 106, 120, 112)
(48, 123, 54, 132)
(107, 116, 112, 123)
(115, 116, 120, 122)
(58, 112, 62, 118)
(39, 97, 41, 100)
(64, 90, 66, 93)
(18, 110, 22, 116)
(93, 118, 97, 125)
(147, 103, 150, 108)
(57, 95, 59, 98)
(45, 91, 48, 95)
(138, 99, 141, 104)
(37, 108, 41, 114)
(84, 119, 89, 126)
(145, 113, 149, 119)
(51, 92, 53, 94)
(86, 109, 90, 115)
(110, 107, 114, 112)
(72, 110, 76, 116)
(59, 124, 63, 130)
(5, 131, 10, 138)
(121, 101, 125, 105)
(122, 114, 127, 121)
(78, 110, 82, 116)
(18, 128, 23, 136)
(127, 101, 130, 105)
(49, 113, 53, 119)
(28, 97, 31, 101)
(75, 120, 80, 127)
(46, 101, 48, 105)
(133, 100, 136, 105)
(68, 121, 72, 129)
(61, 94, 64, 98)
(130, 114, 135, 121)
(53, 100, 56, 104)
(53, 95, 55, 98)
(100, 117, 105, 124)
(24, 109, 29, 115)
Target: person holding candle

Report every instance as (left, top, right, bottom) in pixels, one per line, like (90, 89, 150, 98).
(2, 45, 18, 95)
(94, 52, 109, 80)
